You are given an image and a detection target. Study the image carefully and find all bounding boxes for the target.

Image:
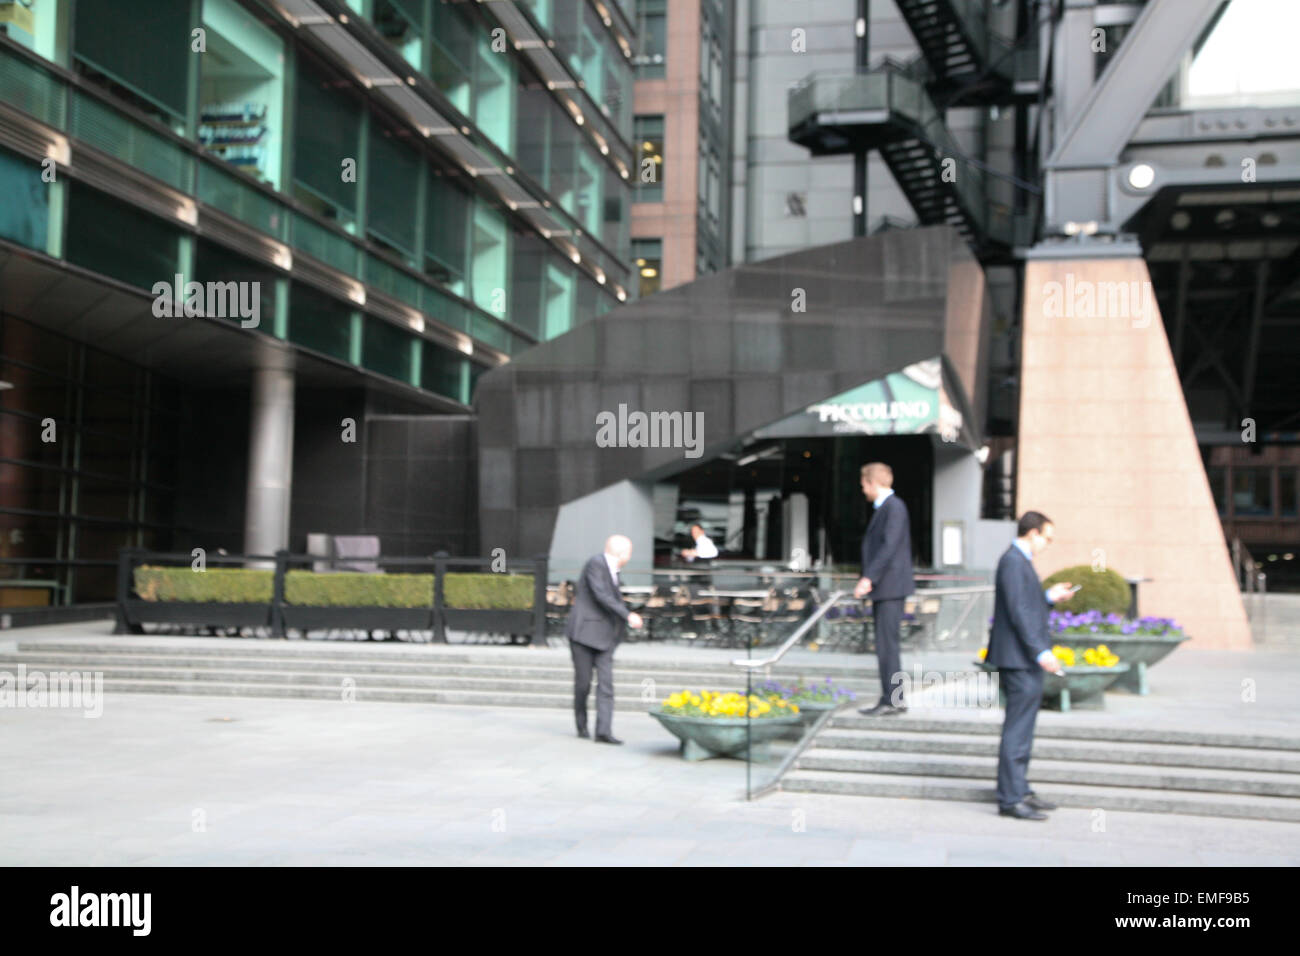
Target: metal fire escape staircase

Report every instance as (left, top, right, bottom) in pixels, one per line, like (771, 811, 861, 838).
(787, 0, 1041, 264)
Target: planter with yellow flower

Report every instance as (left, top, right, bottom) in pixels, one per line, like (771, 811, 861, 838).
(1048, 612, 1189, 695)
(974, 645, 1130, 712)
(651, 690, 804, 761)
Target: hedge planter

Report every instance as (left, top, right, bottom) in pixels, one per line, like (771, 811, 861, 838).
(442, 609, 534, 634)
(119, 557, 544, 642)
(281, 606, 433, 632)
(120, 600, 270, 632)
(975, 660, 1131, 712)
(1050, 634, 1188, 695)
(650, 711, 804, 761)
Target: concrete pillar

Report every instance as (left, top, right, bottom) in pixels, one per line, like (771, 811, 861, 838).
(244, 365, 295, 559)
(1017, 257, 1251, 649)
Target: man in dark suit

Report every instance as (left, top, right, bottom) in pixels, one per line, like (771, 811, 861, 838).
(566, 534, 644, 744)
(854, 462, 916, 716)
(987, 511, 1074, 820)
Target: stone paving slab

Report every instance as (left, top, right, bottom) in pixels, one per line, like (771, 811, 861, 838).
(2, 692, 1298, 866)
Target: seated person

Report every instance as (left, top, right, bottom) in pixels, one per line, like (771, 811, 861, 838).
(679, 524, 719, 563)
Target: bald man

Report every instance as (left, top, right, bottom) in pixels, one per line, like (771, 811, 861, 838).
(565, 535, 644, 744)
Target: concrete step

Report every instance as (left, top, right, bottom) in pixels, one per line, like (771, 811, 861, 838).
(815, 728, 1300, 774)
(8, 642, 879, 679)
(0, 651, 877, 691)
(9, 663, 783, 697)
(88, 679, 663, 710)
(795, 748, 1300, 799)
(832, 714, 1300, 752)
(780, 769, 1300, 823)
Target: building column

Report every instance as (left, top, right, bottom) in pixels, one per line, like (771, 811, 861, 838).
(244, 365, 295, 558)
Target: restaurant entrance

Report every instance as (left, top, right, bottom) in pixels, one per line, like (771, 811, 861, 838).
(654, 435, 933, 570)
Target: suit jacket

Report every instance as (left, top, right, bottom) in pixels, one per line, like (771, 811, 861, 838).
(860, 494, 915, 601)
(987, 545, 1052, 669)
(565, 553, 630, 652)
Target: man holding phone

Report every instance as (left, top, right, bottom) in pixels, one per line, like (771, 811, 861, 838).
(987, 511, 1076, 820)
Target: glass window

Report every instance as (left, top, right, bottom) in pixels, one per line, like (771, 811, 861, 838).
(192, 240, 279, 331)
(197, 0, 286, 188)
(366, 125, 422, 261)
(373, 0, 425, 70)
(474, 31, 515, 155)
(362, 317, 412, 382)
(430, 0, 474, 113)
(288, 282, 353, 362)
(65, 183, 180, 292)
(543, 261, 575, 339)
(470, 201, 509, 316)
(632, 237, 661, 298)
(519, 0, 553, 31)
(0, 146, 49, 253)
(576, 146, 602, 236)
(425, 172, 470, 295)
(634, 115, 664, 202)
(514, 84, 553, 189)
(634, 0, 666, 78)
(509, 230, 548, 340)
(293, 60, 362, 229)
(1231, 467, 1273, 517)
(73, 0, 190, 125)
(422, 341, 467, 402)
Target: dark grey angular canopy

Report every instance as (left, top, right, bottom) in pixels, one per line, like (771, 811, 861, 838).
(475, 225, 992, 557)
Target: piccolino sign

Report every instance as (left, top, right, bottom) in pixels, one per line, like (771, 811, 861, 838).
(810, 399, 932, 424)
(753, 357, 965, 442)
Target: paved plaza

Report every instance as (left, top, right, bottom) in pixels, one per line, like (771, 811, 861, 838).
(2, 626, 1299, 865)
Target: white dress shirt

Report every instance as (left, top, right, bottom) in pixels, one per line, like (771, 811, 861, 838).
(690, 533, 718, 560)
(604, 552, 621, 587)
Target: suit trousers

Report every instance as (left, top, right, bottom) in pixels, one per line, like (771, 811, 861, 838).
(570, 639, 615, 736)
(872, 597, 905, 706)
(996, 666, 1044, 808)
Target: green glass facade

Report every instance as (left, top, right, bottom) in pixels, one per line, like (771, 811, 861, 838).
(0, 0, 634, 408)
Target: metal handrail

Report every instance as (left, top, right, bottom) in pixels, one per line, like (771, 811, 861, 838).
(731, 590, 848, 670)
(728, 583, 996, 671)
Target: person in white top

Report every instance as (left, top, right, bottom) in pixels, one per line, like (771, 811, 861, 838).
(680, 524, 718, 562)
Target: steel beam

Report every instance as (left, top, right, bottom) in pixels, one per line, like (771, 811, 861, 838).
(1047, 0, 1225, 169)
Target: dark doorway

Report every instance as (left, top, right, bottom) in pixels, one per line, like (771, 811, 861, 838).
(658, 435, 932, 569)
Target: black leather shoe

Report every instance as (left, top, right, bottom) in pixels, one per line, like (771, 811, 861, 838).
(858, 702, 907, 717)
(576, 729, 590, 739)
(998, 802, 1048, 821)
(594, 734, 623, 745)
(1024, 793, 1057, 811)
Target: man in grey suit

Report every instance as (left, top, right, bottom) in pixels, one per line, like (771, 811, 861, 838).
(987, 511, 1074, 820)
(854, 462, 916, 716)
(566, 534, 644, 744)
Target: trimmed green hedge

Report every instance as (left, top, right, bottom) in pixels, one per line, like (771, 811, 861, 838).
(132, 566, 534, 610)
(284, 571, 432, 608)
(444, 573, 534, 610)
(1042, 565, 1132, 616)
(134, 566, 272, 603)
